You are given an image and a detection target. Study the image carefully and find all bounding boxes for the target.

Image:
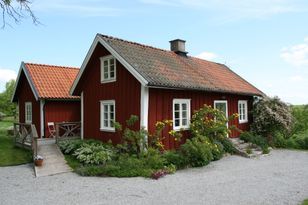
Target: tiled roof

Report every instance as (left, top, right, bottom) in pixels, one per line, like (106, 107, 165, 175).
(98, 34, 263, 96)
(24, 63, 80, 99)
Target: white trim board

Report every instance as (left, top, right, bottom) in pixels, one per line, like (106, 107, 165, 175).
(81, 92, 84, 139)
(40, 100, 45, 138)
(70, 34, 148, 95)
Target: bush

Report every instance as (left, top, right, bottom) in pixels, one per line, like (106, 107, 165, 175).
(217, 137, 236, 154)
(73, 143, 114, 165)
(210, 141, 224, 161)
(142, 148, 166, 170)
(162, 150, 187, 169)
(251, 97, 293, 143)
(240, 132, 268, 149)
(58, 139, 84, 154)
(180, 136, 213, 167)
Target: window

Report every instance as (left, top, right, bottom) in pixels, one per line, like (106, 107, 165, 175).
(238, 100, 248, 123)
(25, 102, 32, 123)
(100, 100, 115, 131)
(100, 55, 116, 83)
(173, 99, 191, 130)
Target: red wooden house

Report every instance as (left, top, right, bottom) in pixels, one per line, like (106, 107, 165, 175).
(12, 62, 81, 138)
(70, 34, 264, 149)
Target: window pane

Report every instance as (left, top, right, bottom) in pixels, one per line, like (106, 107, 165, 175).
(182, 110, 187, 118)
(175, 119, 180, 127)
(175, 111, 180, 119)
(110, 120, 114, 127)
(110, 112, 114, 120)
(110, 71, 115, 78)
(110, 105, 114, 112)
(182, 103, 187, 111)
(110, 58, 114, 65)
(104, 112, 108, 120)
(174, 103, 179, 111)
(104, 105, 108, 112)
(104, 60, 108, 67)
(182, 119, 187, 126)
(104, 120, 108, 127)
(104, 72, 108, 79)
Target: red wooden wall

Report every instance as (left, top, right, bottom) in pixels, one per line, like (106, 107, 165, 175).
(148, 88, 253, 150)
(76, 44, 141, 144)
(44, 101, 80, 137)
(16, 72, 41, 137)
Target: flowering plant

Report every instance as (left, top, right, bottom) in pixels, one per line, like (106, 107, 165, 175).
(34, 155, 43, 160)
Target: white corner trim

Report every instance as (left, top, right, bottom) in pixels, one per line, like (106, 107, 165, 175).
(140, 85, 149, 130)
(11, 62, 39, 102)
(70, 35, 148, 95)
(81, 92, 84, 140)
(40, 100, 45, 138)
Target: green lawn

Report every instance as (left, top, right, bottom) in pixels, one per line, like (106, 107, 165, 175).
(0, 118, 32, 166)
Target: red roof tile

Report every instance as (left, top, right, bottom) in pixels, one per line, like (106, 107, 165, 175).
(24, 63, 80, 99)
(98, 34, 263, 96)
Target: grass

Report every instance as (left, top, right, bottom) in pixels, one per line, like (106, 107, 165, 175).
(302, 199, 308, 205)
(0, 117, 32, 166)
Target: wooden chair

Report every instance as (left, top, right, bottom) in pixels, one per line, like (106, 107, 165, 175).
(47, 122, 56, 138)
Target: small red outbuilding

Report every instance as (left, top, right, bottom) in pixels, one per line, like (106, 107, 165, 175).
(12, 62, 80, 138)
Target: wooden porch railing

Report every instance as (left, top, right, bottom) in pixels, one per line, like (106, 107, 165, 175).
(55, 122, 81, 144)
(14, 123, 38, 157)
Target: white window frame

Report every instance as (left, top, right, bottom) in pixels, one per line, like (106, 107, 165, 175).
(100, 55, 116, 83)
(25, 102, 32, 124)
(100, 100, 116, 132)
(238, 100, 248, 124)
(173, 99, 191, 131)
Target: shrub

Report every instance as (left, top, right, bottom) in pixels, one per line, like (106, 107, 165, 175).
(190, 105, 238, 140)
(217, 137, 236, 154)
(142, 148, 166, 170)
(76, 165, 105, 176)
(162, 150, 187, 169)
(58, 139, 84, 154)
(210, 141, 224, 161)
(73, 143, 114, 165)
(180, 136, 213, 167)
(240, 132, 268, 149)
(251, 97, 293, 144)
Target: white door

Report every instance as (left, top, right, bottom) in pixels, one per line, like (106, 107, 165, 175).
(214, 100, 228, 135)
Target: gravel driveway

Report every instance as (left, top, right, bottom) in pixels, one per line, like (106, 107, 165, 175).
(1, 149, 307, 205)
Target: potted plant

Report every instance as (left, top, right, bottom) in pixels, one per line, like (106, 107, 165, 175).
(34, 155, 44, 166)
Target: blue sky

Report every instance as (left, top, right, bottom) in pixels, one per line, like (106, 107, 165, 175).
(0, 0, 308, 104)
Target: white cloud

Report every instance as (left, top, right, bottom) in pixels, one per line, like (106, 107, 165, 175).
(281, 37, 308, 67)
(289, 75, 304, 82)
(0, 69, 17, 92)
(0, 69, 17, 83)
(196, 51, 218, 61)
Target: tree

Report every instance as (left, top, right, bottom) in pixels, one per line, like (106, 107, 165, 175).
(0, 0, 38, 28)
(251, 96, 293, 143)
(0, 79, 17, 118)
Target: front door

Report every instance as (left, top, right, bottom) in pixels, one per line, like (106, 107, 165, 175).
(214, 100, 228, 134)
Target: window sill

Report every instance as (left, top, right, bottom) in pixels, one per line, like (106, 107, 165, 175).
(100, 128, 116, 132)
(101, 79, 116, 84)
(173, 127, 190, 131)
(239, 120, 248, 124)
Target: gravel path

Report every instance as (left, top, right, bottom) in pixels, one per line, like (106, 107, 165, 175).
(0, 149, 307, 205)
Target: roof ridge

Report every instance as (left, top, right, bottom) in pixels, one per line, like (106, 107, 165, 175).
(99, 33, 172, 53)
(24, 62, 80, 70)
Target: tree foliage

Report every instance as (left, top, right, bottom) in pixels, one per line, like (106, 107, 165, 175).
(251, 96, 293, 142)
(0, 79, 17, 118)
(0, 0, 38, 28)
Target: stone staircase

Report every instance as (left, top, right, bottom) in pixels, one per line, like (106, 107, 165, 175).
(229, 138, 264, 158)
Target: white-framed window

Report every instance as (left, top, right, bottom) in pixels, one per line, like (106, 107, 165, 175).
(25, 102, 32, 123)
(238, 100, 248, 123)
(100, 55, 116, 83)
(100, 100, 115, 132)
(173, 99, 191, 130)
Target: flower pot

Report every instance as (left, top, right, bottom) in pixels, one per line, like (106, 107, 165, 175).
(34, 159, 43, 166)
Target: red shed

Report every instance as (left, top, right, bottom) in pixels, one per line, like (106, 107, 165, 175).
(12, 62, 81, 138)
(71, 34, 264, 149)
